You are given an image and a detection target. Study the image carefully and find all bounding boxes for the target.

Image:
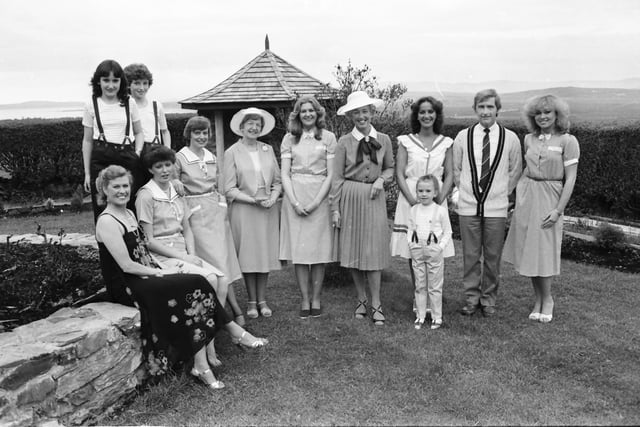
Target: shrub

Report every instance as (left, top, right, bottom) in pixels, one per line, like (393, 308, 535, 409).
(594, 223, 627, 248)
(2, 110, 640, 221)
(0, 114, 193, 198)
(0, 236, 104, 329)
(562, 235, 640, 273)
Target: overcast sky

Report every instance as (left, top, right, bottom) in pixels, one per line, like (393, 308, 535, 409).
(1, 0, 639, 104)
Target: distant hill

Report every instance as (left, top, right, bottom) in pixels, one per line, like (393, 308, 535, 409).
(0, 100, 83, 110)
(404, 78, 640, 94)
(404, 87, 640, 124)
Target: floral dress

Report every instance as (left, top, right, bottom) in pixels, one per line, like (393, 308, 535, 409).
(97, 211, 231, 376)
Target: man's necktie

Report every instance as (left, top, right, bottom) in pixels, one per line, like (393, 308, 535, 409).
(479, 128, 491, 192)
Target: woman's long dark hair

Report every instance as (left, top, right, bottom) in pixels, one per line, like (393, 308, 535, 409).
(90, 59, 129, 105)
(410, 96, 444, 134)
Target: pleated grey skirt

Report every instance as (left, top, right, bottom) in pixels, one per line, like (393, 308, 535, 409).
(332, 180, 390, 271)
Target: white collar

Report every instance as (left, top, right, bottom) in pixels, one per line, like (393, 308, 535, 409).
(351, 126, 378, 141)
(302, 130, 315, 139)
(179, 146, 215, 164)
(142, 179, 179, 202)
(538, 133, 552, 141)
(477, 122, 499, 134)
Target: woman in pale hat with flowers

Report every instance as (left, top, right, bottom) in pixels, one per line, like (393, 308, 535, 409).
(224, 107, 282, 320)
(330, 91, 395, 325)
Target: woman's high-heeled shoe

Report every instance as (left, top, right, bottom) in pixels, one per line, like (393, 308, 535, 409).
(354, 299, 368, 319)
(232, 330, 268, 349)
(191, 367, 225, 390)
(371, 305, 385, 326)
(247, 301, 258, 319)
(528, 312, 541, 321)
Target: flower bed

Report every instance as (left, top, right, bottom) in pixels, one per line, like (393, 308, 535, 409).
(0, 239, 104, 331)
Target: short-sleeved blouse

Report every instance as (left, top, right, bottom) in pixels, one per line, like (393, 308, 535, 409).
(135, 180, 187, 238)
(82, 97, 140, 144)
(175, 147, 218, 195)
(281, 130, 337, 176)
(523, 133, 580, 180)
(137, 99, 168, 142)
(397, 134, 453, 182)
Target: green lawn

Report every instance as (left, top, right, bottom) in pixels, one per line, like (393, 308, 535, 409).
(0, 210, 95, 235)
(104, 241, 640, 426)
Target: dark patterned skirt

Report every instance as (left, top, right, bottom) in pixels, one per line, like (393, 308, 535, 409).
(123, 273, 231, 375)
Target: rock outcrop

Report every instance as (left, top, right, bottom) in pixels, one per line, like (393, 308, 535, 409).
(0, 303, 145, 426)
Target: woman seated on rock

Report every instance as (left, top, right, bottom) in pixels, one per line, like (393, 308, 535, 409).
(95, 164, 268, 391)
(135, 145, 233, 366)
(135, 145, 228, 302)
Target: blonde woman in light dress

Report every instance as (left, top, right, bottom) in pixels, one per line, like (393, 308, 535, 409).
(390, 96, 455, 315)
(224, 108, 282, 320)
(174, 116, 245, 325)
(280, 96, 337, 319)
(503, 94, 579, 324)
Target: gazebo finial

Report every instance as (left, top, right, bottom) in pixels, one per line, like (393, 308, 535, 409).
(265, 34, 270, 51)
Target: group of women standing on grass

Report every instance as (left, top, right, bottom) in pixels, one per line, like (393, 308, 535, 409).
(82, 58, 580, 391)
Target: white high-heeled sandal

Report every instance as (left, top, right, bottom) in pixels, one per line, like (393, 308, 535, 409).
(232, 331, 268, 349)
(191, 367, 225, 390)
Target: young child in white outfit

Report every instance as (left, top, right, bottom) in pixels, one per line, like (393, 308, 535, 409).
(407, 175, 453, 330)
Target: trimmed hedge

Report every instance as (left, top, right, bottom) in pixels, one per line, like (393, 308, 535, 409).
(1, 116, 639, 219)
(0, 115, 192, 198)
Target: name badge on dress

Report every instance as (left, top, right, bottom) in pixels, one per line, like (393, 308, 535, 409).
(548, 146, 563, 153)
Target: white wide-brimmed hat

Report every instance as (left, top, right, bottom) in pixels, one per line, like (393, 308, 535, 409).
(230, 107, 276, 137)
(337, 91, 384, 116)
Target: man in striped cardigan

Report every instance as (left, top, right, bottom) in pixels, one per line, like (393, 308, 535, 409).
(452, 89, 522, 317)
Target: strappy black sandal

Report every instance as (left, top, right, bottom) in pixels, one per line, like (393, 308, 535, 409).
(371, 305, 385, 326)
(354, 299, 368, 319)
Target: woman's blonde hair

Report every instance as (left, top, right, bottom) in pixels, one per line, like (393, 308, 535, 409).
(95, 165, 132, 205)
(288, 96, 326, 143)
(522, 94, 571, 135)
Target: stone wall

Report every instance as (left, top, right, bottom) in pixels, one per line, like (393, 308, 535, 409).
(0, 303, 145, 426)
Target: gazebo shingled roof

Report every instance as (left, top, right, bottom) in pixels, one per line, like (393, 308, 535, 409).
(180, 36, 334, 110)
(177, 36, 337, 164)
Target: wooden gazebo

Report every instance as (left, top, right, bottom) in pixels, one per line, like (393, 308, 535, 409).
(180, 35, 336, 162)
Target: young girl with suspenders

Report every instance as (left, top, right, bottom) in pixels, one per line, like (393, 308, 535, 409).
(82, 59, 144, 222)
(124, 63, 172, 185)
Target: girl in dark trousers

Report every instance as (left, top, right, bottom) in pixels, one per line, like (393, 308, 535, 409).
(82, 59, 144, 222)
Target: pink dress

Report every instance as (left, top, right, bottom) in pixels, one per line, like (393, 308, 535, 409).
(175, 147, 242, 286)
(279, 130, 337, 264)
(503, 133, 580, 276)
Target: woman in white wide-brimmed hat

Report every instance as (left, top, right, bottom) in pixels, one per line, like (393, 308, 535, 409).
(224, 107, 282, 320)
(330, 91, 395, 325)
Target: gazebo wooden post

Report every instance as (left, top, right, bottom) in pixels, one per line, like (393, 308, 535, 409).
(213, 110, 224, 174)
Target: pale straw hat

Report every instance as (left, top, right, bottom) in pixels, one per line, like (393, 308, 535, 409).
(230, 107, 276, 137)
(337, 91, 384, 116)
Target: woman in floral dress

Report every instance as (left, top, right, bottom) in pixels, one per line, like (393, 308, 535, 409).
(95, 165, 267, 390)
